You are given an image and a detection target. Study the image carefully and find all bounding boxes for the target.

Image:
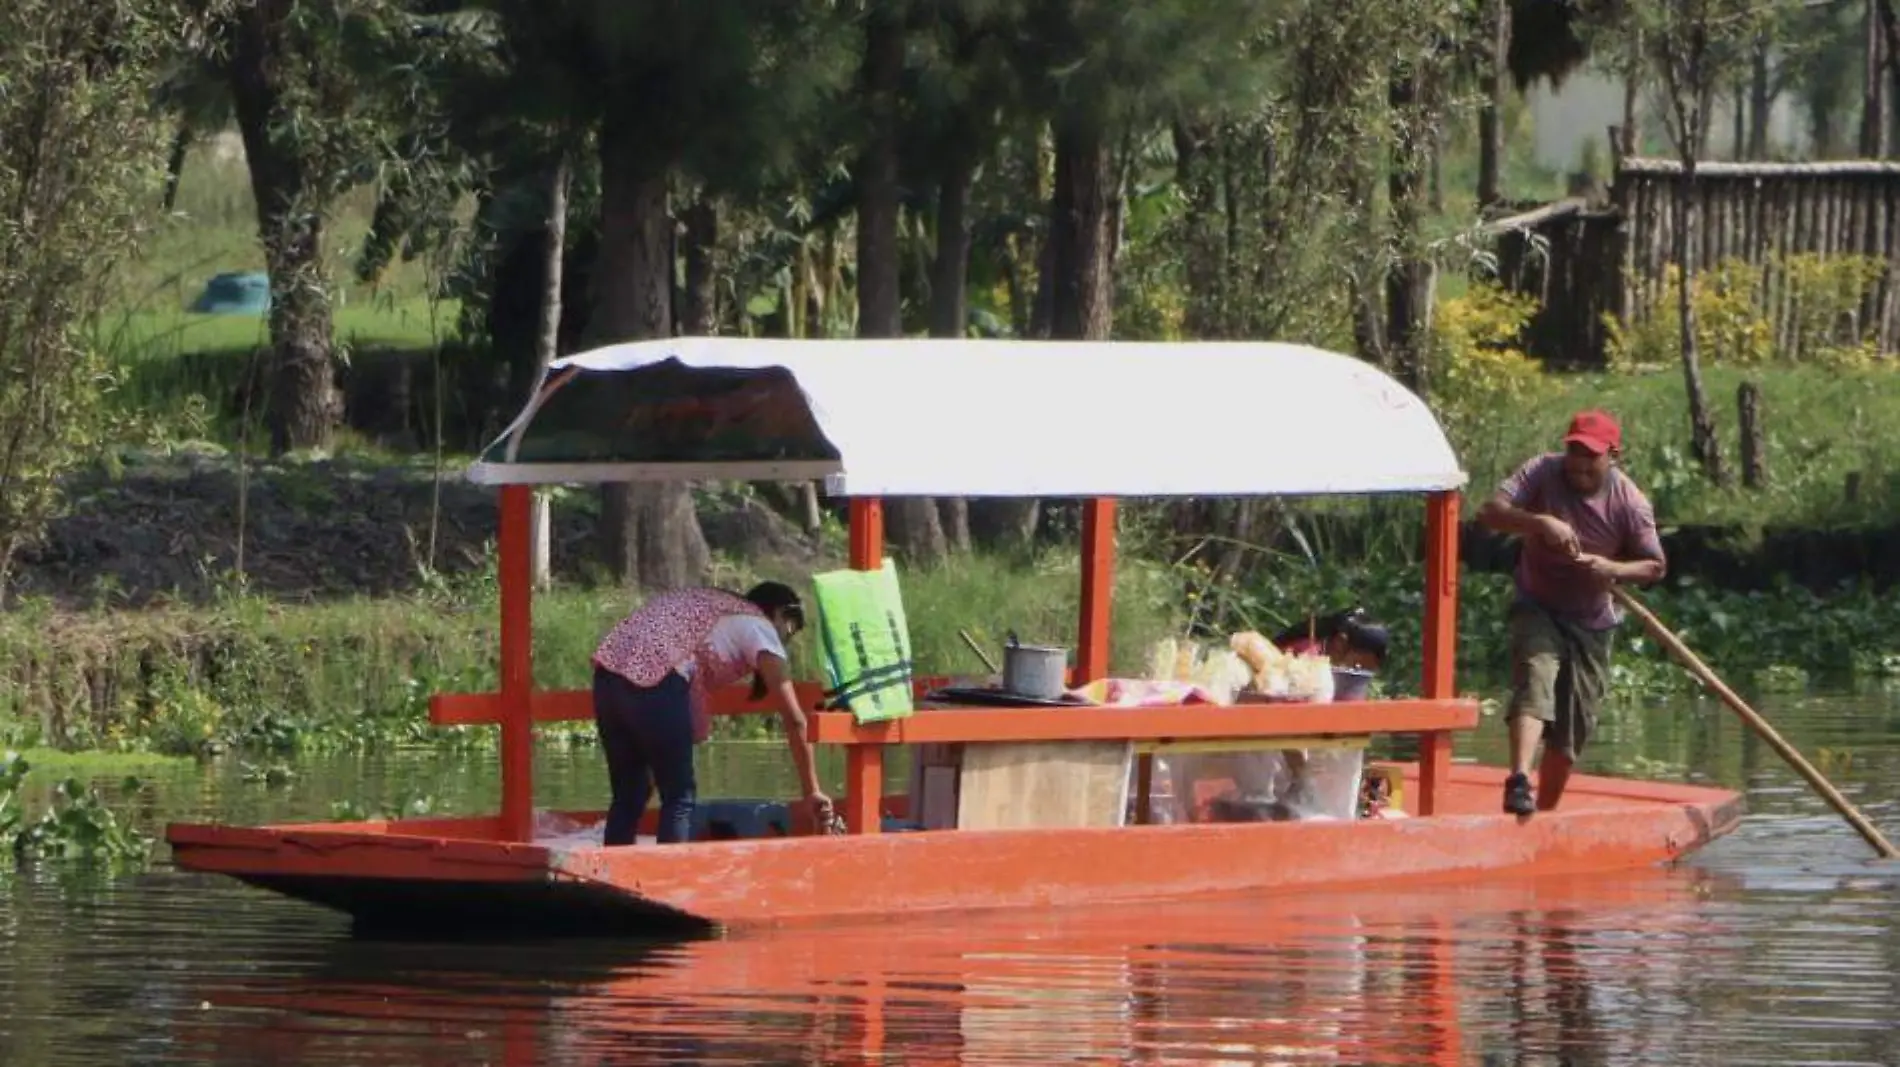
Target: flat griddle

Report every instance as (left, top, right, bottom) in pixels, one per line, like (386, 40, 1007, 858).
(924, 686, 1090, 709)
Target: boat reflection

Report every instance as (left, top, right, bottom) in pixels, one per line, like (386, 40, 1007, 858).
(174, 866, 1741, 1066)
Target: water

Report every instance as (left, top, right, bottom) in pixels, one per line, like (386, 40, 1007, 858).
(3, 689, 1899, 1066)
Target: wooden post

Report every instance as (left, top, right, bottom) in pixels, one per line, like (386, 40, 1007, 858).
(1075, 498, 1116, 686)
(1418, 490, 1461, 817)
(1738, 380, 1765, 488)
(498, 485, 536, 843)
(844, 497, 885, 835)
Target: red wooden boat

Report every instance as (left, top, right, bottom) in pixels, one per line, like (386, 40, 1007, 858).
(165, 338, 1741, 937)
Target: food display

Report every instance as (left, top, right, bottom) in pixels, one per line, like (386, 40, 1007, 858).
(1144, 631, 1335, 703)
(1133, 629, 1369, 826)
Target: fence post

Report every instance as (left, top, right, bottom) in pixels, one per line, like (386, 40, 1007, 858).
(1738, 380, 1765, 489)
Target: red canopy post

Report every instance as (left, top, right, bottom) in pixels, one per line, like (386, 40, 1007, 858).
(497, 485, 537, 842)
(842, 498, 886, 834)
(1418, 490, 1462, 816)
(1075, 498, 1116, 686)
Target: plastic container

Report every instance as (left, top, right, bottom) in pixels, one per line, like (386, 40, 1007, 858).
(1171, 747, 1366, 823)
(1332, 667, 1376, 701)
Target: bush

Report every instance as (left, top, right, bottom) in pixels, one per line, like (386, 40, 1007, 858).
(1607, 253, 1890, 370)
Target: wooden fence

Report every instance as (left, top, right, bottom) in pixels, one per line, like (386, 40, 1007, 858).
(1492, 158, 1900, 366)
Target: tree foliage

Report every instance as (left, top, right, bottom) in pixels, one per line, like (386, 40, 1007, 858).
(0, 0, 205, 602)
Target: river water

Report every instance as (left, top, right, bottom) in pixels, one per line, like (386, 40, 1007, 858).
(3, 688, 1898, 1066)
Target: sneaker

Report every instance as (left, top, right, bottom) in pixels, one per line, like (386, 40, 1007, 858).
(1502, 773, 1535, 816)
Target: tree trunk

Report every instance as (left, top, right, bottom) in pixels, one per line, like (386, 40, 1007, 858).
(1174, 120, 1224, 338)
(1673, 164, 1727, 484)
(1385, 71, 1431, 394)
(929, 145, 974, 341)
(1345, 169, 1385, 367)
(1620, 36, 1642, 157)
(1748, 41, 1771, 159)
(1879, 0, 1900, 135)
(1866, 0, 1888, 158)
(592, 117, 709, 590)
(1477, 0, 1509, 208)
(530, 151, 568, 592)
(970, 127, 1047, 554)
(227, 0, 339, 455)
(1049, 112, 1114, 342)
(931, 138, 976, 555)
(680, 195, 719, 335)
(162, 118, 192, 213)
(859, 5, 946, 568)
(1732, 80, 1747, 160)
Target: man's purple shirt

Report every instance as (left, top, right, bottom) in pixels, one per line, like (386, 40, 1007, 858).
(1497, 453, 1666, 630)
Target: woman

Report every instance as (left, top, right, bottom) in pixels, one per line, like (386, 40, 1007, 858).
(1273, 607, 1388, 672)
(592, 581, 831, 846)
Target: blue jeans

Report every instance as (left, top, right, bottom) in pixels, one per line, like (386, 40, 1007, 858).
(592, 666, 697, 846)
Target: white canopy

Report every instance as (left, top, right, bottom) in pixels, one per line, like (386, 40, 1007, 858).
(468, 337, 1467, 497)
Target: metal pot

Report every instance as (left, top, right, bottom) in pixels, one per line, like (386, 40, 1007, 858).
(1001, 631, 1069, 700)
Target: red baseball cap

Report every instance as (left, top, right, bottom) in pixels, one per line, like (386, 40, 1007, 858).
(1562, 409, 1621, 454)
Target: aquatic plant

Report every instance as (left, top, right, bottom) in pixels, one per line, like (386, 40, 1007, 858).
(0, 752, 152, 868)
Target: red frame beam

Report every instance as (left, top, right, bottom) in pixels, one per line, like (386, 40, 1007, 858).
(1417, 490, 1462, 816)
(497, 485, 536, 843)
(807, 699, 1479, 746)
(844, 497, 886, 834)
(1075, 498, 1116, 685)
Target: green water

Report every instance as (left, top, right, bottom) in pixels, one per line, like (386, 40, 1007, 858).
(2, 686, 1898, 1065)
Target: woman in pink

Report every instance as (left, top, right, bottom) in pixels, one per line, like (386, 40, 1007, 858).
(592, 581, 829, 845)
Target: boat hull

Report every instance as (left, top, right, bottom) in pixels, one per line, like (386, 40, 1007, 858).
(165, 763, 1743, 938)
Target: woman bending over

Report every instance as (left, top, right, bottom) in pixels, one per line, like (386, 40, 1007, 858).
(591, 581, 831, 846)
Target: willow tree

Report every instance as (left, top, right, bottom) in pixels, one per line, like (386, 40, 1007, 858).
(203, 0, 473, 454)
(0, 1, 203, 601)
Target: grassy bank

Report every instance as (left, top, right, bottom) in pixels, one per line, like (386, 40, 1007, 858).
(0, 554, 1185, 756)
(7, 542, 1900, 758)
(1459, 364, 1900, 530)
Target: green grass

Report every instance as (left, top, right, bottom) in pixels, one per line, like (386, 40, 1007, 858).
(1466, 364, 1900, 528)
(0, 553, 1186, 756)
(127, 137, 437, 312)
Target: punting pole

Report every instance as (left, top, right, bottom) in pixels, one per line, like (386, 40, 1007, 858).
(1613, 585, 1899, 860)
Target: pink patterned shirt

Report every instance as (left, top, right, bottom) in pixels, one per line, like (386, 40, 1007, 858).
(593, 588, 784, 741)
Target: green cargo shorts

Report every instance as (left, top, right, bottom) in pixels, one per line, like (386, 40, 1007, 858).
(1507, 600, 1615, 762)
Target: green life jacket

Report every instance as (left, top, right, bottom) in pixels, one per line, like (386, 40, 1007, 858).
(811, 559, 915, 723)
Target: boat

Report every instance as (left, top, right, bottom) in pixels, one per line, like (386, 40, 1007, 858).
(165, 337, 1742, 937)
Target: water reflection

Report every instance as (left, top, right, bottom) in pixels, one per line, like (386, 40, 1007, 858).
(5, 688, 1899, 1066)
(150, 869, 1749, 1067)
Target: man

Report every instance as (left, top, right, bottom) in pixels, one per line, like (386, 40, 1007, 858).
(1476, 410, 1666, 816)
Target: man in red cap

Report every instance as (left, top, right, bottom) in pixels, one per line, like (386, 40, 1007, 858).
(1477, 410, 1667, 816)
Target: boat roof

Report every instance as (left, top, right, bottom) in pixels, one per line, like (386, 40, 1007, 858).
(467, 337, 1468, 497)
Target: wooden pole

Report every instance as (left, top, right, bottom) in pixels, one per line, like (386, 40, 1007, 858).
(1611, 586, 1899, 859)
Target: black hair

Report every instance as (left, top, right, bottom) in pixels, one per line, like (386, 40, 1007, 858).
(744, 580, 805, 627)
(742, 581, 805, 700)
(1274, 607, 1388, 663)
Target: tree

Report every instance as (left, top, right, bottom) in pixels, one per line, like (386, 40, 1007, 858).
(0, 0, 202, 602)
(206, 0, 476, 455)
(1632, 0, 1794, 483)
(859, 1, 949, 568)
(543, 1, 849, 588)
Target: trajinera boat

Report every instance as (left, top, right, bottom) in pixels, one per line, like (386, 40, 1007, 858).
(165, 337, 1742, 937)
